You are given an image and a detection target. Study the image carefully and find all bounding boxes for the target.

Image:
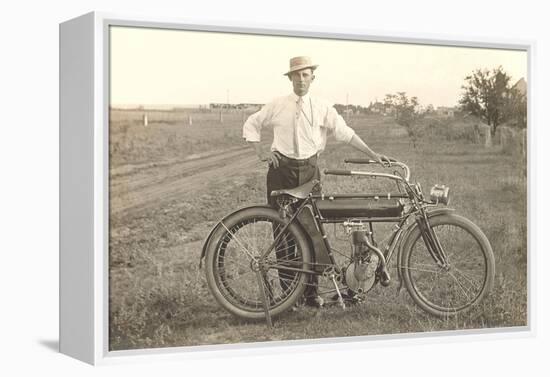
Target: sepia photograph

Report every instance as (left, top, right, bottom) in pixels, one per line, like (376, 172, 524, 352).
(107, 25, 528, 351)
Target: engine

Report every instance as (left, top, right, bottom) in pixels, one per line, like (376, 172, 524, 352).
(345, 244, 379, 294)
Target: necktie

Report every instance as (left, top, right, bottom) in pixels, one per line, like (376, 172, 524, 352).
(294, 97, 302, 157)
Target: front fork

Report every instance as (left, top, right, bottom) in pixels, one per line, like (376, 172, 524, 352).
(415, 213, 449, 269)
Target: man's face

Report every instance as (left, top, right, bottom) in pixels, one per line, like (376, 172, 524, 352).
(289, 68, 315, 96)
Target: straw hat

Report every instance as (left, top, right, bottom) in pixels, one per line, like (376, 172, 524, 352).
(284, 56, 318, 76)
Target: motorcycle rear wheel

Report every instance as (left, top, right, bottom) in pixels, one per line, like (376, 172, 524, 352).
(205, 207, 312, 320)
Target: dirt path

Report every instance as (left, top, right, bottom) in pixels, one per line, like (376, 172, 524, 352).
(109, 147, 259, 217)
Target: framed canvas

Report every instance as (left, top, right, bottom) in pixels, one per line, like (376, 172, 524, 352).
(60, 11, 533, 365)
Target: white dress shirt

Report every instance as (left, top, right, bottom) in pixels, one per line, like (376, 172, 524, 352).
(242, 93, 356, 159)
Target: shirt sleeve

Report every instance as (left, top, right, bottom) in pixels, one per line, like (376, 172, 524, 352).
(324, 104, 356, 143)
(242, 103, 273, 142)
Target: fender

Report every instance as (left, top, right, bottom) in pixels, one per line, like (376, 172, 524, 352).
(396, 207, 455, 287)
(199, 204, 273, 268)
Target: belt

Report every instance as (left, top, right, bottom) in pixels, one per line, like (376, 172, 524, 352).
(276, 152, 318, 166)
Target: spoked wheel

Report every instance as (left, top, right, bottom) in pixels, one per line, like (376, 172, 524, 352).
(400, 213, 495, 317)
(205, 207, 312, 320)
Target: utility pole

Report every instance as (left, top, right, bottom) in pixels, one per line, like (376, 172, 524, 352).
(346, 92, 349, 121)
(220, 89, 230, 124)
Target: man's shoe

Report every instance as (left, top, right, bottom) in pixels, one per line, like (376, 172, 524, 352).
(330, 291, 362, 305)
(304, 295, 324, 308)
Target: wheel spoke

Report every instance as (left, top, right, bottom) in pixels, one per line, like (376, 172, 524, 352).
(398, 264, 442, 275)
(447, 271, 474, 303)
(402, 215, 493, 316)
(209, 211, 310, 317)
(451, 268, 482, 295)
(220, 221, 258, 260)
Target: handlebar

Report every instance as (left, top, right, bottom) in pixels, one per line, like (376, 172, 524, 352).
(344, 158, 397, 164)
(323, 169, 353, 176)
(324, 158, 411, 182)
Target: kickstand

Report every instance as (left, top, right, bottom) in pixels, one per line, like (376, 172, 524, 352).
(331, 275, 346, 310)
(255, 271, 273, 328)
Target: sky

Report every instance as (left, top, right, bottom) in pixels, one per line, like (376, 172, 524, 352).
(110, 26, 528, 108)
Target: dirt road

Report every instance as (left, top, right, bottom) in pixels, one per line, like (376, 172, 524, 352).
(109, 147, 260, 218)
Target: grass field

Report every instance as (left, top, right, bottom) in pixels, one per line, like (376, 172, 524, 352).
(108, 109, 527, 351)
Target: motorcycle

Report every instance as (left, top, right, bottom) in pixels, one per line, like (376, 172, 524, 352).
(199, 158, 495, 325)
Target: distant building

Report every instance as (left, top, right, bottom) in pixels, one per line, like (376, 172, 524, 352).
(368, 101, 387, 114)
(510, 78, 527, 128)
(111, 104, 204, 111)
(343, 108, 354, 116)
(209, 103, 263, 111)
(236, 103, 263, 112)
(384, 105, 396, 117)
(436, 106, 456, 117)
(210, 103, 227, 109)
(512, 77, 527, 97)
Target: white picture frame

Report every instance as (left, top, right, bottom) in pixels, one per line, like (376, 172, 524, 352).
(59, 11, 534, 365)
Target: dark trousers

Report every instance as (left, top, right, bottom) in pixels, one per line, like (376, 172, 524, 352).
(266, 155, 320, 298)
(266, 157, 320, 207)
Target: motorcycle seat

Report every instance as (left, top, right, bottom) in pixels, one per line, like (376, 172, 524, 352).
(270, 179, 320, 199)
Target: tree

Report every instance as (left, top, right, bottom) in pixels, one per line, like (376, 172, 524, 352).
(504, 86, 527, 129)
(384, 92, 422, 148)
(383, 94, 396, 116)
(459, 66, 523, 135)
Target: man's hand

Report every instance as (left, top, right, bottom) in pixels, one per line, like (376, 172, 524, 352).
(374, 153, 392, 166)
(249, 142, 280, 169)
(259, 151, 280, 169)
(348, 135, 392, 167)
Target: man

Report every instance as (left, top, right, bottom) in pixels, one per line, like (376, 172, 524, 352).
(242, 56, 389, 307)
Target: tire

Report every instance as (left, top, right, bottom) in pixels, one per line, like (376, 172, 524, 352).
(205, 207, 313, 320)
(400, 213, 495, 317)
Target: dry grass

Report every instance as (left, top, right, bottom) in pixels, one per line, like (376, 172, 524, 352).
(109, 109, 248, 166)
(108, 110, 527, 350)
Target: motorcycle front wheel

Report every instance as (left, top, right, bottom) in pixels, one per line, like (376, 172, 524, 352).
(400, 213, 495, 317)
